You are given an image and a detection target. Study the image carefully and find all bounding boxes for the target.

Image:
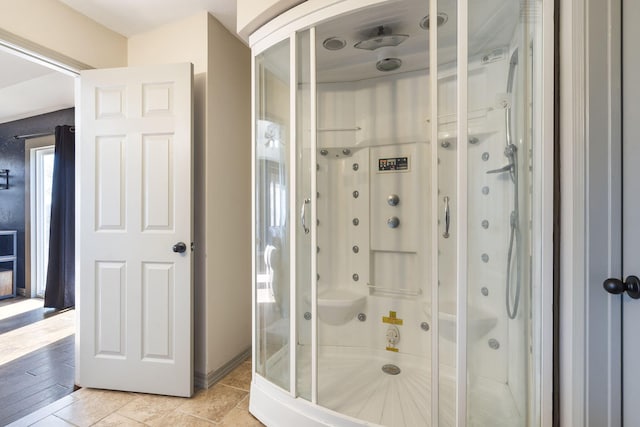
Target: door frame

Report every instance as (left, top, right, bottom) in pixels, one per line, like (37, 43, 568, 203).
(2, 37, 83, 300)
(0, 36, 85, 384)
(559, 0, 622, 425)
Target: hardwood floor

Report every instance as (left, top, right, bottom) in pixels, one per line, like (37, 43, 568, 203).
(0, 298, 75, 426)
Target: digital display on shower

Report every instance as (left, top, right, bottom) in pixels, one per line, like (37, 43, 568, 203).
(378, 157, 409, 172)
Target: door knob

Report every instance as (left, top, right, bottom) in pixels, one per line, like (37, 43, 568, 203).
(172, 242, 187, 253)
(603, 275, 640, 299)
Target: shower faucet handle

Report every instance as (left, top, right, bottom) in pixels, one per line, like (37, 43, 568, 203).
(603, 275, 640, 299)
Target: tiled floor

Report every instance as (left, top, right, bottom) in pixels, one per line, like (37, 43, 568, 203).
(10, 357, 264, 426)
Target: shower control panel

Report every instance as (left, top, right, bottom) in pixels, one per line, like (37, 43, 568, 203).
(371, 146, 417, 252)
(378, 156, 409, 172)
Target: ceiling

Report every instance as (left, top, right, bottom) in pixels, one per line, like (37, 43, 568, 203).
(0, 48, 74, 125)
(0, 0, 239, 125)
(57, 0, 238, 38)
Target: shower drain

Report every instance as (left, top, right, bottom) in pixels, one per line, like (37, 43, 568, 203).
(382, 364, 401, 375)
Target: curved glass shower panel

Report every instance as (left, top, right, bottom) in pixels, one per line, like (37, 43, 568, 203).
(250, 0, 550, 425)
(314, 1, 431, 425)
(254, 38, 291, 391)
(465, 1, 538, 426)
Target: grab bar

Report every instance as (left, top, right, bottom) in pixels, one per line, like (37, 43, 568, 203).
(317, 127, 362, 132)
(300, 198, 310, 234)
(443, 196, 450, 238)
(367, 284, 422, 297)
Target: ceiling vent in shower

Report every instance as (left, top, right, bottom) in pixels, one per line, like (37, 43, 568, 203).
(354, 26, 408, 51)
(419, 13, 449, 30)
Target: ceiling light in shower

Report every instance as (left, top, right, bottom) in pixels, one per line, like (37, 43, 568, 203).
(323, 36, 346, 50)
(354, 26, 409, 51)
(376, 57, 402, 72)
(419, 13, 449, 30)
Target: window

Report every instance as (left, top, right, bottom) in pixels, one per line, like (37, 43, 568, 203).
(31, 146, 54, 298)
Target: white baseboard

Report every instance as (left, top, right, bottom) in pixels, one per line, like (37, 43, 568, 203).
(194, 346, 251, 389)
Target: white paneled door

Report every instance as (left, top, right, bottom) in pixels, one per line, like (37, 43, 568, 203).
(78, 63, 193, 397)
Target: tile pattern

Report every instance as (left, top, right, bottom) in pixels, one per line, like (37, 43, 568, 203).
(10, 358, 265, 427)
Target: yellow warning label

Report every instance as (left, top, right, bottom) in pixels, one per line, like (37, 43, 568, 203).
(382, 310, 403, 325)
(386, 346, 399, 352)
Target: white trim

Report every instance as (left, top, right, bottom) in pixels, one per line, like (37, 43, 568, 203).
(73, 74, 81, 387)
(250, 375, 373, 427)
(559, 0, 587, 419)
(309, 26, 319, 405)
(0, 29, 86, 76)
(541, 0, 556, 424)
(605, 1, 621, 425)
(559, 0, 586, 422)
(289, 32, 298, 397)
(251, 52, 258, 386)
(456, 1, 469, 425)
(429, 0, 440, 424)
(31, 145, 55, 299)
(24, 135, 56, 299)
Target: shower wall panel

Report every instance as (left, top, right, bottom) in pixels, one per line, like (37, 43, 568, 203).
(314, 55, 519, 385)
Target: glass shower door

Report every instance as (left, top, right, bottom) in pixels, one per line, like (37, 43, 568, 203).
(295, 28, 314, 401)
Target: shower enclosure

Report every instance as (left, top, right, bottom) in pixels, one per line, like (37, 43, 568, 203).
(250, 0, 553, 425)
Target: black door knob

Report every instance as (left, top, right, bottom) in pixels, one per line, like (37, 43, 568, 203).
(172, 242, 187, 253)
(603, 275, 640, 299)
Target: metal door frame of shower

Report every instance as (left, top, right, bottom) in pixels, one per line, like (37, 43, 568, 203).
(249, 0, 555, 426)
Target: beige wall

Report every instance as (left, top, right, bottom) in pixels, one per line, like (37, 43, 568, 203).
(127, 13, 208, 73)
(236, 0, 306, 40)
(205, 13, 252, 374)
(0, 0, 126, 68)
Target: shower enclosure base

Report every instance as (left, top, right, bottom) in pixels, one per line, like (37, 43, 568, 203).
(251, 346, 523, 427)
